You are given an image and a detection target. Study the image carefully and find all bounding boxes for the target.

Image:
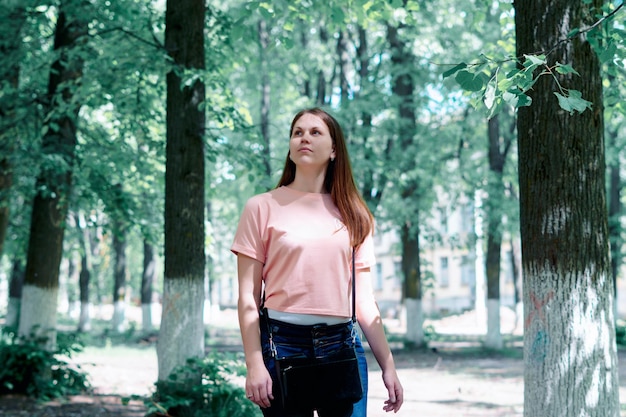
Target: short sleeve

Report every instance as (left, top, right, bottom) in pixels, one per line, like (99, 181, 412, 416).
(354, 233, 376, 270)
(230, 196, 266, 264)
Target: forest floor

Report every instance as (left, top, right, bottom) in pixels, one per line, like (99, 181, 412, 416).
(1, 307, 626, 417)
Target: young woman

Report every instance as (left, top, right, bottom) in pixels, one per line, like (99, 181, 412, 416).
(232, 108, 403, 416)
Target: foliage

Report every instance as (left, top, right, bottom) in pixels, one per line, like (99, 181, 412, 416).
(442, 2, 625, 116)
(146, 352, 261, 417)
(0, 329, 90, 400)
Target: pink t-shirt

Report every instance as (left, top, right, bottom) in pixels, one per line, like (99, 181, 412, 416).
(231, 186, 375, 317)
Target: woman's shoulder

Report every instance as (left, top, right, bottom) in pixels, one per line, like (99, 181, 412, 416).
(242, 188, 284, 209)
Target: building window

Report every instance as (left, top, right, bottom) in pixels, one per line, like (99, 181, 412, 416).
(461, 255, 475, 287)
(440, 256, 449, 287)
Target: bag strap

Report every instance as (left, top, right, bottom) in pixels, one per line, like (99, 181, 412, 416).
(351, 246, 356, 323)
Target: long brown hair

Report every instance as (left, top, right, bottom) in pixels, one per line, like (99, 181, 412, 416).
(276, 107, 374, 247)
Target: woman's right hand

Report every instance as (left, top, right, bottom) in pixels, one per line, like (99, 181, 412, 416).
(245, 361, 274, 408)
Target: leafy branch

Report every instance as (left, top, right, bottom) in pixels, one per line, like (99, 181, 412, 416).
(442, 2, 624, 116)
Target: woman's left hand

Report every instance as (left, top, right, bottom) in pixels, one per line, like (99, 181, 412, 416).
(382, 369, 404, 413)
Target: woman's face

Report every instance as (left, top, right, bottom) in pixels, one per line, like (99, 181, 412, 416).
(289, 113, 336, 169)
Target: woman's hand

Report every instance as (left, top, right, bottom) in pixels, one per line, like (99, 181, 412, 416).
(245, 361, 274, 408)
(382, 369, 404, 412)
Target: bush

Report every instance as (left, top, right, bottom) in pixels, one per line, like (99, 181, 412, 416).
(147, 352, 262, 417)
(0, 328, 90, 400)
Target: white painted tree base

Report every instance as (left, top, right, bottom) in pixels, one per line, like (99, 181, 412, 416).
(484, 298, 503, 349)
(18, 285, 58, 349)
(157, 277, 205, 380)
(78, 302, 92, 332)
(405, 298, 424, 346)
(142, 303, 154, 332)
(112, 301, 126, 333)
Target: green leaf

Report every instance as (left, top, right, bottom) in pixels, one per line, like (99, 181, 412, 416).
(455, 70, 484, 92)
(442, 63, 467, 79)
(555, 62, 580, 76)
(554, 90, 592, 114)
(524, 54, 546, 68)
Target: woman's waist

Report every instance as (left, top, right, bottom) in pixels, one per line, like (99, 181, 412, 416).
(266, 308, 351, 326)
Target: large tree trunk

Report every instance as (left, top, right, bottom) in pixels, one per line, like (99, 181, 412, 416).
(141, 239, 156, 333)
(516, 1, 619, 416)
(18, 1, 86, 349)
(158, 0, 206, 382)
(0, 1, 28, 258)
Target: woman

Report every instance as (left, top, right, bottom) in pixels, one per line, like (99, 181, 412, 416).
(232, 107, 403, 416)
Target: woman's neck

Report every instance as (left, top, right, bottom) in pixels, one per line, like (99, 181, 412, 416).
(287, 172, 327, 194)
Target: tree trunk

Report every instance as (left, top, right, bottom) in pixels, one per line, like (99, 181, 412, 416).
(112, 222, 128, 333)
(401, 222, 423, 345)
(336, 30, 350, 105)
(485, 115, 509, 349)
(387, 21, 423, 346)
(158, 0, 206, 382)
(76, 211, 91, 332)
(5, 258, 25, 329)
(510, 236, 523, 332)
(258, 19, 271, 179)
(607, 129, 621, 318)
(141, 239, 156, 333)
(516, 1, 619, 415)
(0, 1, 28, 258)
(18, 1, 86, 349)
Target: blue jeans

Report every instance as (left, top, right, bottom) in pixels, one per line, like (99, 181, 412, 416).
(260, 316, 368, 417)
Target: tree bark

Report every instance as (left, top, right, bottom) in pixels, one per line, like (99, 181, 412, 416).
(158, 0, 206, 382)
(141, 239, 156, 332)
(516, 1, 619, 415)
(18, 0, 86, 349)
(258, 19, 271, 179)
(0, 1, 28, 258)
(5, 258, 25, 329)
(484, 115, 510, 349)
(76, 211, 91, 332)
(387, 21, 424, 346)
(112, 222, 128, 333)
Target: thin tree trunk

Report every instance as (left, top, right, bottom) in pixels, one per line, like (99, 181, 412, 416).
(141, 239, 156, 332)
(258, 19, 271, 179)
(336, 30, 350, 105)
(5, 258, 25, 329)
(516, 1, 619, 415)
(607, 128, 621, 318)
(485, 115, 511, 349)
(112, 222, 128, 333)
(387, 21, 423, 346)
(19, 0, 86, 349)
(76, 211, 92, 332)
(158, 0, 206, 383)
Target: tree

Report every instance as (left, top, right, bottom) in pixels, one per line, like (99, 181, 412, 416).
(18, 0, 87, 348)
(515, 1, 619, 415)
(157, 0, 206, 381)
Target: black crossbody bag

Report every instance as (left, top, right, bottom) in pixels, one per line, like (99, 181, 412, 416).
(263, 248, 363, 411)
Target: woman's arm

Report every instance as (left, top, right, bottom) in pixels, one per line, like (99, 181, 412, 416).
(237, 253, 273, 408)
(355, 267, 404, 413)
